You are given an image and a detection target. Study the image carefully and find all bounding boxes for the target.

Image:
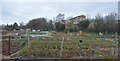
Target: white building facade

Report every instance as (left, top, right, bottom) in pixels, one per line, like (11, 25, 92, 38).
(55, 13, 65, 22)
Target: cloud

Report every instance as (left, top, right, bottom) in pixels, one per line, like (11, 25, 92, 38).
(1, 2, 59, 24)
(1, 2, 118, 25)
(0, 2, 2, 25)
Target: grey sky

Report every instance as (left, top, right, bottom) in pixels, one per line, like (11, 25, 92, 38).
(1, 0, 119, 2)
(1, 0, 119, 25)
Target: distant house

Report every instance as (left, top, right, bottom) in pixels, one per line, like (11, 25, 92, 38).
(52, 13, 65, 29)
(69, 15, 86, 24)
(65, 15, 86, 31)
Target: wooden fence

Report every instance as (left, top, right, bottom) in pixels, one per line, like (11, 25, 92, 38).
(2, 35, 28, 56)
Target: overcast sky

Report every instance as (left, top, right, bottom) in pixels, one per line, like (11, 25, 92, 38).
(0, 0, 119, 25)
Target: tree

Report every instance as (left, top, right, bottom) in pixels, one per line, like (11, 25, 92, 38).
(77, 20, 90, 31)
(26, 18, 47, 31)
(20, 22, 24, 29)
(13, 22, 19, 30)
(104, 12, 118, 32)
(4, 24, 13, 30)
(94, 14, 104, 32)
(47, 20, 54, 30)
(55, 22, 65, 32)
(66, 19, 79, 32)
(20, 22, 26, 30)
(90, 12, 118, 33)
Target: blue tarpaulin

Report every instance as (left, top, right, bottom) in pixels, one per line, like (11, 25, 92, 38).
(37, 36, 40, 41)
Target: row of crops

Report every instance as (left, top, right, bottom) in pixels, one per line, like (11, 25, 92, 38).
(13, 40, 109, 59)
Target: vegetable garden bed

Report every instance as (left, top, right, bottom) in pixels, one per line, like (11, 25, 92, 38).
(12, 32, 118, 59)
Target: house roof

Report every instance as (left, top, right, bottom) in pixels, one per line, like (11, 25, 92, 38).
(69, 15, 86, 20)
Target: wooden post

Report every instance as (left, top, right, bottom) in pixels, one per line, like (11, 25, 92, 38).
(60, 37, 64, 58)
(26, 30, 30, 45)
(115, 32, 118, 41)
(8, 36, 11, 55)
